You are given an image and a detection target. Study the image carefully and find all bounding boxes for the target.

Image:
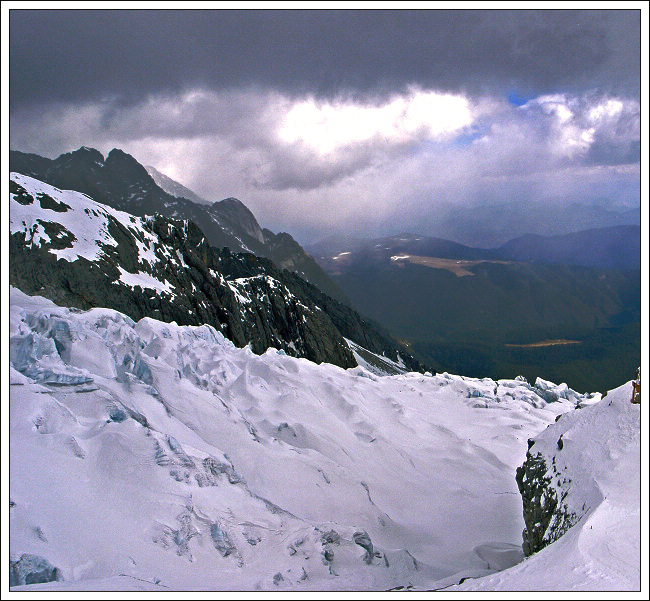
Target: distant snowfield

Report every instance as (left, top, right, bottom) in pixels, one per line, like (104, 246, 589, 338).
(8, 288, 639, 591)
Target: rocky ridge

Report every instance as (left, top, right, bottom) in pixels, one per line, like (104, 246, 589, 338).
(515, 380, 639, 557)
(10, 147, 349, 304)
(9, 172, 420, 371)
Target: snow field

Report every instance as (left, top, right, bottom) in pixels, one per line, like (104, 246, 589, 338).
(10, 287, 627, 591)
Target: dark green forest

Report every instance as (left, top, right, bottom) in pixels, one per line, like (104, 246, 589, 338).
(333, 260, 640, 393)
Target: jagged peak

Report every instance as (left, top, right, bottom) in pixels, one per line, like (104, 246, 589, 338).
(211, 197, 265, 244)
(212, 197, 258, 221)
(105, 148, 152, 179)
(60, 146, 105, 163)
(106, 147, 139, 163)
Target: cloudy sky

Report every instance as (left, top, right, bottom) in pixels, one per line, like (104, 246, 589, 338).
(9, 8, 642, 244)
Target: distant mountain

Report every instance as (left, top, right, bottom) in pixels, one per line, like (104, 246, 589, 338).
(311, 230, 640, 392)
(429, 200, 640, 248)
(331, 254, 637, 343)
(310, 227, 640, 273)
(309, 233, 497, 276)
(10, 148, 349, 304)
(9, 172, 423, 372)
(496, 226, 641, 270)
(305, 234, 369, 258)
(146, 164, 209, 204)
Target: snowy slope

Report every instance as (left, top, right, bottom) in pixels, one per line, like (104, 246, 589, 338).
(11, 147, 351, 304)
(10, 172, 176, 295)
(345, 338, 409, 376)
(8, 287, 629, 591)
(453, 382, 640, 591)
(11, 171, 427, 372)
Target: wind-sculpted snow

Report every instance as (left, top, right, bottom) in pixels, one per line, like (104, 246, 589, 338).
(10, 288, 612, 591)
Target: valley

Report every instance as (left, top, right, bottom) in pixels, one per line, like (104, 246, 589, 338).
(7, 147, 641, 592)
(311, 233, 640, 393)
(504, 339, 582, 348)
(390, 255, 515, 277)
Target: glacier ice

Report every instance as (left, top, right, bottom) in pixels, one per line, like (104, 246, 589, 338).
(9, 286, 636, 591)
(10, 554, 62, 587)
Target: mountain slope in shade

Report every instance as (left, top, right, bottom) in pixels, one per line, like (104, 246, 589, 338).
(147, 163, 348, 302)
(309, 227, 640, 392)
(11, 287, 627, 591)
(9, 172, 420, 371)
(496, 225, 641, 270)
(10, 148, 349, 304)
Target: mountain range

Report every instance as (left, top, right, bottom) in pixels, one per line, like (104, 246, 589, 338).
(308, 232, 640, 392)
(425, 199, 640, 248)
(10, 147, 349, 305)
(308, 227, 640, 271)
(8, 146, 641, 592)
(11, 146, 640, 393)
(9, 170, 422, 374)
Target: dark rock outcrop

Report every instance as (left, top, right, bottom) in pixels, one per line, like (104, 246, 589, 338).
(515, 450, 579, 556)
(10, 212, 354, 368)
(10, 147, 350, 304)
(10, 554, 62, 587)
(10, 172, 423, 371)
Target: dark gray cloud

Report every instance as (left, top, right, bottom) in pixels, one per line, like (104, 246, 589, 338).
(10, 9, 640, 110)
(8, 8, 641, 244)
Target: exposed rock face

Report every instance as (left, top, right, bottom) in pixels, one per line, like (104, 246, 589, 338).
(214, 197, 266, 244)
(513, 382, 626, 557)
(11, 147, 350, 304)
(10, 172, 420, 371)
(300, 283, 423, 372)
(10, 554, 62, 587)
(515, 451, 578, 556)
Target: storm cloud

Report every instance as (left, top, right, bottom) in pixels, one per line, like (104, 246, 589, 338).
(10, 9, 640, 107)
(8, 8, 641, 244)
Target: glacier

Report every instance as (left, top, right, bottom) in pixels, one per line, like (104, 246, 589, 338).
(8, 287, 639, 591)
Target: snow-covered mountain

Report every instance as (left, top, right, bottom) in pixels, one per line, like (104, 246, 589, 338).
(8, 163, 641, 592)
(10, 147, 349, 304)
(9, 172, 419, 372)
(10, 287, 638, 591)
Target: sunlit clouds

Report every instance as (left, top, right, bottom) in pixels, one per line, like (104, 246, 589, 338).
(9, 87, 639, 243)
(9, 10, 640, 243)
(519, 94, 639, 161)
(277, 91, 474, 155)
